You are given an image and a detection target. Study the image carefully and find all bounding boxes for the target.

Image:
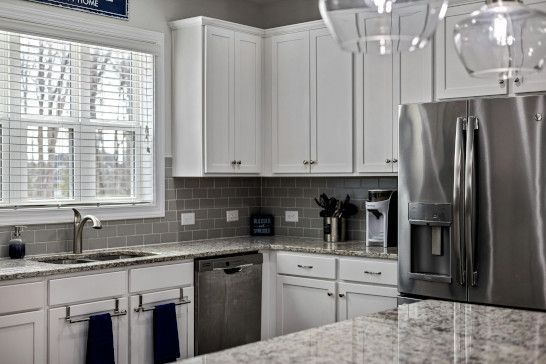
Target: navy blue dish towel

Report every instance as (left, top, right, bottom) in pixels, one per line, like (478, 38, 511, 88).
(153, 303, 180, 364)
(86, 313, 115, 364)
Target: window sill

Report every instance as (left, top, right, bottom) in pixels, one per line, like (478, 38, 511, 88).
(0, 203, 165, 226)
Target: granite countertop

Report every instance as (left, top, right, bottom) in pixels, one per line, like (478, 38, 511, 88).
(181, 300, 546, 364)
(0, 236, 397, 281)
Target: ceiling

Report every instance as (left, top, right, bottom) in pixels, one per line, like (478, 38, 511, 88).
(245, 0, 284, 4)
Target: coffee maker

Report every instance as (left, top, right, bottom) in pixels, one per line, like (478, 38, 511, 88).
(365, 190, 398, 248)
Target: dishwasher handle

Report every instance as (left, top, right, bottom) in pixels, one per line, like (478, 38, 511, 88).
(213, 263, 255, 271)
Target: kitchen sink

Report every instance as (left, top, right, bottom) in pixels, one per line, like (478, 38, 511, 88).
(44, 259, 97, 265)
(32, 251, 157, 265)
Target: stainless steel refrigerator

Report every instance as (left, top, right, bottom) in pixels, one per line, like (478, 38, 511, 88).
(398, 95, 546, 311)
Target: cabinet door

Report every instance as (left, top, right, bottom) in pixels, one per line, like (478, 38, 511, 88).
(358, 53, 394, 173)
(130, 287, 194, 363)
(234, 32, 262, 174)
(0, 310, 46, 364)
(435, 3, 508, 99)
(394, 7, 434, 105)
(204, 26, 235, 173)
(276, 275, 336, 336)
(337, 282, 397, 322)
(271, 31, 311, 174)
(513, 1, 546, 94)
(49, 298, 129, 364)
(310, 28, 353, 174)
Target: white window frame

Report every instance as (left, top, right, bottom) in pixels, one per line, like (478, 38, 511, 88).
(0, 2, 165, 225)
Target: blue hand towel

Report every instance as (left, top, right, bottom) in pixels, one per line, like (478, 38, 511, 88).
(153, 303, 180, 364)
(86, 313, 115, 364)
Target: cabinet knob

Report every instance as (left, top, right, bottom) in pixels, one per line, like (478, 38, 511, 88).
(499, 79, 506, 88)
(231, 160, 237, 166)
(392, 159, 398, 163)
(339, 293, 345, 298)
(385, 159, 392, 164)
(327, 292, 333, 297)
(309, 160, 316, 165)
(236, 161, 242, 165)
(303, 160, 309, 165)
(514, 77, 522, 87)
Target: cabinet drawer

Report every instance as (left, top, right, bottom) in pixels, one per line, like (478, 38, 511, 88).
(339, 258, 397, 286)
(0, 282, 45, 315)
(130, 262, 193, 293)
(49, 271, 127, 306)
(277, 252, 336, 279)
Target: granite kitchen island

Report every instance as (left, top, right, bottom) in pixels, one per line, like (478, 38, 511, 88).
(181, 300, 545, 363)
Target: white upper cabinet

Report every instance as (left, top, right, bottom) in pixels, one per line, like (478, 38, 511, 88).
(357, 52, 396, 173)
(513, 0, 546, 94)
(394, 7, 434, 105)
(271, 31, 311, 174)
(234, 32, 262, 173)
(171, 18, 262, 176)
(310, 28, 354, 174)
(435, 3, 509, 99)
(205, 26, 235, 174)
(270, 26, 354, 175)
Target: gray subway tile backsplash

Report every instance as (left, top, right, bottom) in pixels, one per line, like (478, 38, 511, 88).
(0, 157, 397, 257)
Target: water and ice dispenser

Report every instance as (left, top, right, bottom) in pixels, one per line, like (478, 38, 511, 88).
(407, 202, 453, 282)
(365, 190, 398, 248)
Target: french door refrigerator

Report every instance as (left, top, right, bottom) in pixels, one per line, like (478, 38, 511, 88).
(398, 95, 546, 311)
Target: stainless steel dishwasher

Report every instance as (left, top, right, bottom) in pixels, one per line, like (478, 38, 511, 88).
(195, 252, 262, 355)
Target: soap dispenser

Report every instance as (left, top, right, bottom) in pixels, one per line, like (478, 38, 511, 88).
(8, 226, 26, 259)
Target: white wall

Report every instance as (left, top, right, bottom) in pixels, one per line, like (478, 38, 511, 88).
(260, 0, 321, 28)
(1, 0, 263, 156)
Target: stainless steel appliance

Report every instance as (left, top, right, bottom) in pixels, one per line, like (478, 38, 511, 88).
(365, 190, 398, 248)
(398, 95, 546, 311)
(195, 253, 262, 355)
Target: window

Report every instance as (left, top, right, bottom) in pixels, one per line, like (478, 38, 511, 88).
(0, 30, 154, 208)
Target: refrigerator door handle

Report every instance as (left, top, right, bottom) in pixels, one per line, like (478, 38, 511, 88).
(453, 117, 466, 286)
(464, 117, 479, 287)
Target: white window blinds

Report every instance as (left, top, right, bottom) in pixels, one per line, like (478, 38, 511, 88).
(0, 30, 155, 208)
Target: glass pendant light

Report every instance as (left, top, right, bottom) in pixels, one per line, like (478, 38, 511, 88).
(454, 0, 546, 79)
(319, 0, 449, 55)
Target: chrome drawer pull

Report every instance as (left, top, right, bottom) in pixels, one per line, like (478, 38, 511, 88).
(297, 264, 314, 269)
(65, 298, 127, 324)
(364, 270, 382, 275)
(134, 288, 191, 313)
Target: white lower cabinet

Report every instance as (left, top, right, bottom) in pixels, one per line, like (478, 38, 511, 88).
(337, 282, 397, 322)
(130, 287, 194, 363)
(274, 253, 398, 336)
(0, 310, 46, 364)
(276, 275, 336, 335)
(49, 298, 129, 364)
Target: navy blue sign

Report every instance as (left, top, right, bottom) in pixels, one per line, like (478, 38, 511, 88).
(26, 0, 128, 19)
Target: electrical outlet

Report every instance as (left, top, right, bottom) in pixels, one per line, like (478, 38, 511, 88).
(226, 210, 239, 222)
(285, 211, 299, 222)
(180, 213, 195, 226)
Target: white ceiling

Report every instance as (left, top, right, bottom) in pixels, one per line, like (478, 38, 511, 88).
(246, 0, 284, 4)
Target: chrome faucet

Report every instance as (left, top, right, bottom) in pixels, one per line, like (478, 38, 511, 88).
(72, 208, 102, 254)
